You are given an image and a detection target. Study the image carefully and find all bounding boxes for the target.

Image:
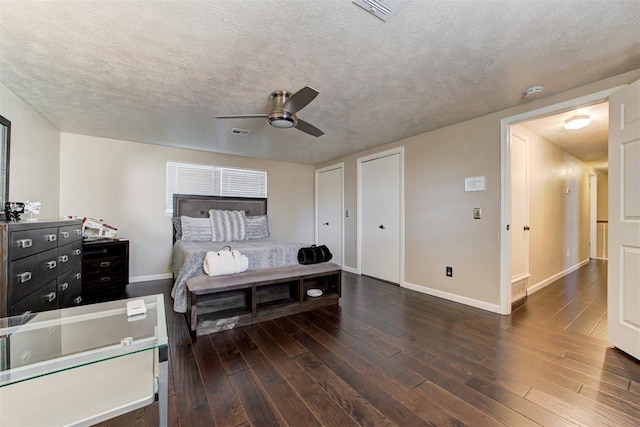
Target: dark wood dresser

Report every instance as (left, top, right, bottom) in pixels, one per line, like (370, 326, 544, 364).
(0, 218, 84, 317)
(82, 239, 129, 303)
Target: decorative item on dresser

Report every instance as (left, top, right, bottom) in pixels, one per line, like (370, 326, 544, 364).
(82, 238, 129, 303)
(0, 218, 83, 317)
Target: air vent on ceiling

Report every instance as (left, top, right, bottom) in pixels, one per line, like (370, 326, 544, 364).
(230, 128, 252, 137)
(353, 0, 411, 22)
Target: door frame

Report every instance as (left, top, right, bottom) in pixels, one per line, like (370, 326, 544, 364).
(357, 147, 405, 282)
(589, 173, 598, 259)
(499, 88, 620, 315)
(509, 128, 531, 284)
(315, 163, 345, 267)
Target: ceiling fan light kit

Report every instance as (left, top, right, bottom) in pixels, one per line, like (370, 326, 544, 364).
(215, 86, 324, 137)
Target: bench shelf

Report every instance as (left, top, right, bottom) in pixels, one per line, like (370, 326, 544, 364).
(186, 263, 341, 336)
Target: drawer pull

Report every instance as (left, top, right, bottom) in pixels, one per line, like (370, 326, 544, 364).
(20, 311, 33, 323)
(59, 255, 69, 263)
(17, 239, 33, 248)
(75, 229, 82, 235)
(45, 292, 56, 303)
(73, 249, 82, 256)
(74, 296, 82, 304)
(17, 272, 32, 283)
(60, 231, 70, 238)
(45, 234, 57, 242)
(100, 277, 111, 283)
(46, 260, 57, 269)
(100, 261, 111, 267)
(60, 282, 69, 291)
(75, 272, 82, 280)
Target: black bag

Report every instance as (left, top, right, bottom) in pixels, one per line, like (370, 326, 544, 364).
(298, 244, 333, 265)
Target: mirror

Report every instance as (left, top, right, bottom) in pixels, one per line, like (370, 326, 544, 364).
(0, 115, 10, 212)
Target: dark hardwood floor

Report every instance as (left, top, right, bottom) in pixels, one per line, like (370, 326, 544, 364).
(98, 259, 639, 426)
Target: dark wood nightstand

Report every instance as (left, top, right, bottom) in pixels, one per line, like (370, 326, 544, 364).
(82, 239, 129, 303)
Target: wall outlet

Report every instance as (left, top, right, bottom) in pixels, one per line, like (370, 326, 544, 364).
(446, 266, 453, 277)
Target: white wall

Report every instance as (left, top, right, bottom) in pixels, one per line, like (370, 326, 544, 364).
(0, 82, 60, 217)
(59, 133, 315, 281)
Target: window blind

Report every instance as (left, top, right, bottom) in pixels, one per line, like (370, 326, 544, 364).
(166, 161, 267, 214)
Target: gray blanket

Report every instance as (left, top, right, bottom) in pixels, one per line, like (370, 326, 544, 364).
(170, 238, 307, 312)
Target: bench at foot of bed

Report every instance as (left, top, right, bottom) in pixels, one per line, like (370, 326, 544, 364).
(186, 262, 342, 336)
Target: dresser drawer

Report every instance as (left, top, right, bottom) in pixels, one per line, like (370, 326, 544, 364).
(9, 248, 59, 304)
(58, 224, 83, 245)
(83, 256, 126, 281)
(57, 264, 83, 307)
(57, 240, 83, 274)
(10, 280, 58, 316)
(10, 227, 59, 260)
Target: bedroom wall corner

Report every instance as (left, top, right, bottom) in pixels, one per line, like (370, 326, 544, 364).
(315, 69, 640, 313)
(59, 133, 315, 280)
(0, 82, 61, 218)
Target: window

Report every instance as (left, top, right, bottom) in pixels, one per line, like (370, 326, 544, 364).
(166, 161, 267, 215)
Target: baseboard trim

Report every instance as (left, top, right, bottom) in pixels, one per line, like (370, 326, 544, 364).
(402, 281, 502, 314)
(342, 266, 358, 274)
(129, 273, 173, 283)
(527, 258, 590, 296)
(591, 256, 608, 261)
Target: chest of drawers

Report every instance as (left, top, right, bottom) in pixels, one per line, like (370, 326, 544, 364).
(82, 239, 129, 303)
(0, 219, 84, 317)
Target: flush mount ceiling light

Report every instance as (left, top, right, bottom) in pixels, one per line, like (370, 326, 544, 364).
(564, 115, 592, 130)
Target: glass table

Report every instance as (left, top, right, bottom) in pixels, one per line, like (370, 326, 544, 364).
(0, 294, 168, 426)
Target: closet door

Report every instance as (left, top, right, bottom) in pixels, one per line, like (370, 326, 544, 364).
(361, 153, 400, 283)
(316, 166, 343, 266)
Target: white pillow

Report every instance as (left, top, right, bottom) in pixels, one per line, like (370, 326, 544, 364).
(245, 215, 270, 240)
(180, 216, 212, 241)
(209, 209, 247, 241)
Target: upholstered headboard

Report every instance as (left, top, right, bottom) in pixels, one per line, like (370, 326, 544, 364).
(172, 194, 268, 218)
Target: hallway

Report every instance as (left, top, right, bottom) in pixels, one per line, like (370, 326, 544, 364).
(512, 260, 608, 340)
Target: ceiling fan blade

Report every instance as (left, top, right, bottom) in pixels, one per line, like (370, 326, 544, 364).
(215, 114, 267, 119)
(282, 86, 319, 114)
(295, 119, 324, 137)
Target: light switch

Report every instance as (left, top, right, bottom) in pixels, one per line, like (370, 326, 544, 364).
(473, 208, 482, 219)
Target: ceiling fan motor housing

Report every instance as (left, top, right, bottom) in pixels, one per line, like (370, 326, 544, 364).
(268, 90, 298, 128)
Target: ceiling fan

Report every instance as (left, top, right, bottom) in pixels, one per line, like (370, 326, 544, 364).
(215, 86, 324, 137)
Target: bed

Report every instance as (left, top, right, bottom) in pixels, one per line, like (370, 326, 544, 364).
(169, 195, 308, 313)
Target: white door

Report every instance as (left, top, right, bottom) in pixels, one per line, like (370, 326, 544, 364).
(608, 79, 640, 360)
(361, 153, 400, 283)
(316, 166, 343, 266)
(510, 130, 530, 282)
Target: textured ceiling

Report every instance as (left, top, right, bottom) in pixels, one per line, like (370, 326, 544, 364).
(1, 1, 639, 165)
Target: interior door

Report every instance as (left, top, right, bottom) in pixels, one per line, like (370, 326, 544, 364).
(317, 166, 342, 266)
(510, 129, 530, 282)
(608, 79, 640, 360)
(361, 153, 400, 283)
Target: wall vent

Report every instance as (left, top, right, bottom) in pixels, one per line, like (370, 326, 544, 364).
(230, 128, 252, 137)
(352, 0, 411, 22)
